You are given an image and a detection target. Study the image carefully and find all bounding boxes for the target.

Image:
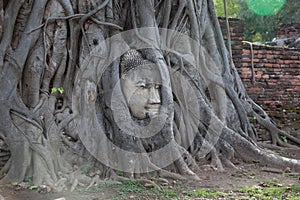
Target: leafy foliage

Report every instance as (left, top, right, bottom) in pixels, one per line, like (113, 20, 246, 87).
(214, 0, 240, 17)
(215, 0, 300, 41)
(280, 135, 288, 143)
(51, 87, 64, 94)
(237, 0, 300, 41)
(28, 185, 38, 190)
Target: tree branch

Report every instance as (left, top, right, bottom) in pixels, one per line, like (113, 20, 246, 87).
(0, 0, 24, 68)
(12, 0, 48, 71)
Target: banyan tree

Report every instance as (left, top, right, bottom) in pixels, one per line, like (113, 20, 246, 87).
(0, 0, 299, 191)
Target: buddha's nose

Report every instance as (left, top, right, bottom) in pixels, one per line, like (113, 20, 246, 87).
(148, 87, 161, 104)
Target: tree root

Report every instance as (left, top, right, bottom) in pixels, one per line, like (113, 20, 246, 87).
(136, 179, 162, 191)
(222, 126, 300, 172)
(246, 98, 300, 147)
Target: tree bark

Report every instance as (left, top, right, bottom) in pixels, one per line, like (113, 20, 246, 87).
(0, 0, 299, 190)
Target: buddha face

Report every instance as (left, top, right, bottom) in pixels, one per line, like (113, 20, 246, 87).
(121, 65, 162, 119)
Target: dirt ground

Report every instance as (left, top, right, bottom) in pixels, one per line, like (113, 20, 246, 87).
(0, 159, 299, 200)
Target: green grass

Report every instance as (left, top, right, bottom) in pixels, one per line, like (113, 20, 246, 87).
(112, 180, 145, 195)
(77, 179, 300, 200)
(155, 188, 179, 198)
(112, 180, 180, 199)
(80, 164, 91, 175)
(24, 176, 32, 182)
(186, 188, 227, 198)
(79, 180, 149, 199)
(265, 178, 279, 185)
(238, 184, 300, 200)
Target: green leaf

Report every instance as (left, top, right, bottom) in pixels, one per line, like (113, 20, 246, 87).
(58, 87, 64, 94)
(280, 136, 288, 143)
(24, 176, 32, 182)
(51, 87, 58, 94)
(28, 185, 38, 190)
(11, 182, 18, 186)
(214, 0, 240, 18)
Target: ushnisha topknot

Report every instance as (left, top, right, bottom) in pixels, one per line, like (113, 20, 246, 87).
(120, 49, 153, 76)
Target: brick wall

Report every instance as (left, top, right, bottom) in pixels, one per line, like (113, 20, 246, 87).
(219, 18, 300, 128)
(241, 44, 300, 127)
(218, 17, 245, 67)
(277, 23, 300, 38)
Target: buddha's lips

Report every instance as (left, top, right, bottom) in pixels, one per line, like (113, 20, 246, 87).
(145, 106, 160, 115)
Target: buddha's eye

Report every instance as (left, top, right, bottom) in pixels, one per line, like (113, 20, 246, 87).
(137, 82, 146, 89)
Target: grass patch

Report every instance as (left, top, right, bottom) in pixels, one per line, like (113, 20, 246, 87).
(77, 178, 300, 200)
(112, 180, 145, 195)
(108, 180, 181, 199)
(76, 180, 148, 199)
(80, 164, 91, 175)
(238, 184, 300, 200)
(186, 188, 227, 198)
(157, 188, 178, 198)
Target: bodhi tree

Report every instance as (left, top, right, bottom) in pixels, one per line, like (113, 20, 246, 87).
(0, 0, 299, 191)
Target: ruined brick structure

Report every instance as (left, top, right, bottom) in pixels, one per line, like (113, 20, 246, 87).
(218, 17, 245, 67)
(277, 23, 300, 38)
(219, 18, 300, 131)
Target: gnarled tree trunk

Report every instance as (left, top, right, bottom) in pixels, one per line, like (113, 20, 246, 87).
(0, 0, 299, 191)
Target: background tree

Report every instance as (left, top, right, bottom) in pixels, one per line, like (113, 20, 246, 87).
(215, 0, 300, 41)
(214, 0, 240, 18)
(0, 0, 299, 191)
(234, 0, 300, 41)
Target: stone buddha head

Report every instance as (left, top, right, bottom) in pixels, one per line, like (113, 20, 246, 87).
(120, 50, 162, 119)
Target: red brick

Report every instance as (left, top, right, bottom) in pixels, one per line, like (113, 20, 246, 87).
(257, 54, 265, 58)
(242, 63, 250, 67)
(284, 60, 294, 64)
(291, 56, 299, 60)
(277, 60, 284, 64)
(264, 63, 273, 67)
(248, 88, 261, 92)
(262, 75, 269, 79)
(263, 101, 274, 105)
(290, 80, 300, 85)
(243, 50, 250, 54)
(290, 64, 300, 68)
(242, 57, 251, 62)
(273, 50, 282, 55)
